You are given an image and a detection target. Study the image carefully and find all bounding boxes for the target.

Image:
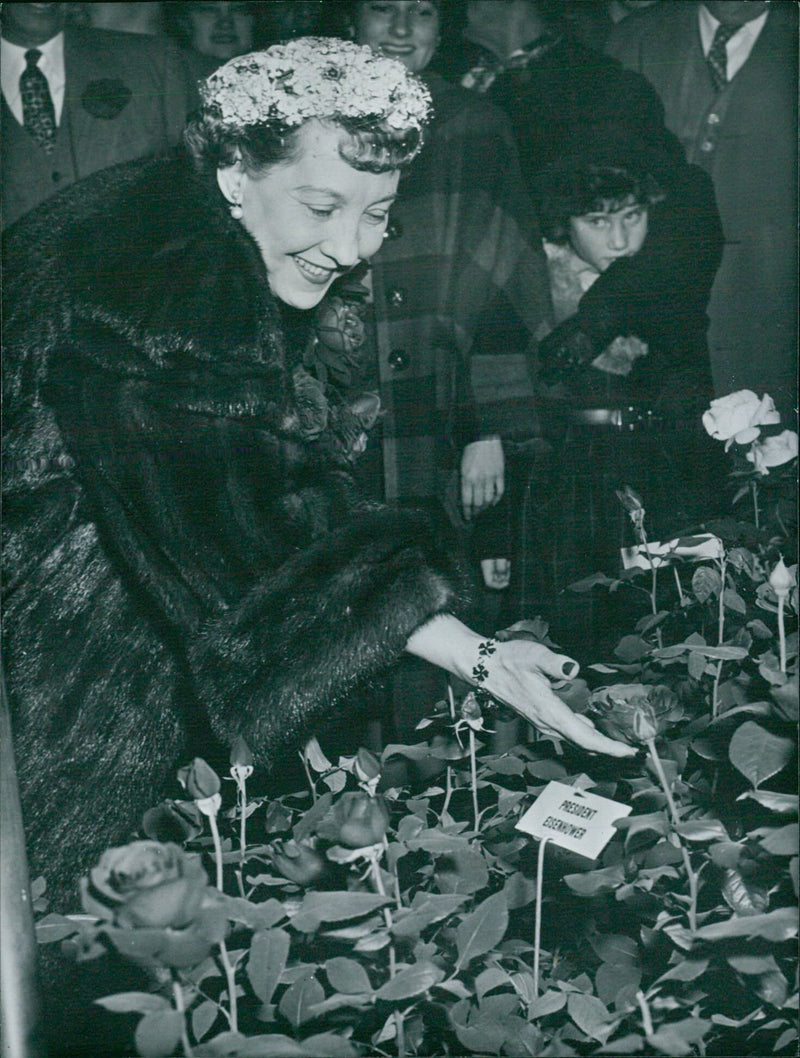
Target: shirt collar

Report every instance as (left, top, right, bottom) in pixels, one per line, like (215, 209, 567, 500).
(698, 5, 769, 55)
(1, 30, 64, 79)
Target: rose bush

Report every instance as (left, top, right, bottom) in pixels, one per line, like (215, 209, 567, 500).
(81, 841, 211, 930)
(33, 387, 797, 1057)
(702, 389, 781, 446)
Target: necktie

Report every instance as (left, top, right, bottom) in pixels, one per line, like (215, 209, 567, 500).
(20, 48, 56, 153)
(706, 23, 737, 94)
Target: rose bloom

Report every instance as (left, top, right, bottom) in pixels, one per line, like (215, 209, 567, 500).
(746, 429, 798, 475)
(316, 791, 390, 848)
(702, 390, 781, 447)
(83, 841, 211, 929)
(589, 684, 682, 746)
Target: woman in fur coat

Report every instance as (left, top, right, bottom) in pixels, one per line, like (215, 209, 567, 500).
(2, 38, 633, 915)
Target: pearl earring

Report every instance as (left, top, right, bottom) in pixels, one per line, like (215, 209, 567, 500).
(230, 199, 243, 220)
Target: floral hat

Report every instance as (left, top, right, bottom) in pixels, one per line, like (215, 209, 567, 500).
(200, 37, 432, 135)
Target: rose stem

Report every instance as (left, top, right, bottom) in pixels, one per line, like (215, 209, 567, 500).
(533, 836, 550, 997)
(172, 976, 195, 1057)
(217, 940, 239, 1034)
(370, 851, 405, 1058)
(646, 738, 698, 933)
(751, 479, 760, 529)
(440, 683, 456, 819)
(778, 594, 787, 673)
(469, 728, 479, 833)
(636, 989, 654, 1038)
(205, 810, 239, 1031)
(383, 834, 403, 910)
(238, 777, 247, 864)
(441, 763, 454, 820)
(300, 747, 317, 804)
(711, 555, 728, 720)
(447, 681, 456, 720)
(673, 566, 686, 607)
(638, 517, 663, 648)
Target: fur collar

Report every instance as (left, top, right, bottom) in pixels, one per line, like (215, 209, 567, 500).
(3, 155, 285, 384)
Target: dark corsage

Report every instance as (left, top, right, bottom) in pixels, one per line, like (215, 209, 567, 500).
(328, 391, 381, 464)
(307, 278, 369, 388)
(81, 79, 132, 119)
(287, 367, 329, 441)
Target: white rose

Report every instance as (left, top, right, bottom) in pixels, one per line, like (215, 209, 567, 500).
(745, 430, 799, 475)
(702, 390, 781, 448)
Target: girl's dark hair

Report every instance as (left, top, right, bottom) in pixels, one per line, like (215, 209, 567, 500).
(184, 112, 423, 179)
(536, 160, 666, 244)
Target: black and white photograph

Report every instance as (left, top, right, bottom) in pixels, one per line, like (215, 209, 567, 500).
(1, 3, 797, 1056)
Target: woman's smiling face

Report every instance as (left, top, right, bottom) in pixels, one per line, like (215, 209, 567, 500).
(219, 121, 399, 309)
(356, 1, 440, 74)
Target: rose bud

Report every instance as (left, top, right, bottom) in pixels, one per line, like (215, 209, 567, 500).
(142, 800, 204, 844)
(271, 839, 326, 886)
(316, 792, 390, 849)
(355, 748, 381, 784)
(769, 556, 796, 599)
(177, 758, 221, 800)
(230, 736, 254, 782)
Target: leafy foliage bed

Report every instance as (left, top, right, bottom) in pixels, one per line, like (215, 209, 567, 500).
(36, 395, 798, 1057)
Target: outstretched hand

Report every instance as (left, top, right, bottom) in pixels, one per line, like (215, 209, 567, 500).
(482, 638, 636, 758)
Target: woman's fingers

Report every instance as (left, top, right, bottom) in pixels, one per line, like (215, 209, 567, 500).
(504, 639, 580, 681)
(486, 642, 634, 757)
(537, 697, 636, 757)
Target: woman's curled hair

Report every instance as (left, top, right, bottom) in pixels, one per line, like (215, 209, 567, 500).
(184, 111, 424, 178)
(536, 157, 666, 244)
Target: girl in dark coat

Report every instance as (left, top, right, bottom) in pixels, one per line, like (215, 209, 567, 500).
(2, 38, 632, 915)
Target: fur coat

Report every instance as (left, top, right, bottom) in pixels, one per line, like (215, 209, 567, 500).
(2, 156, 468, 906)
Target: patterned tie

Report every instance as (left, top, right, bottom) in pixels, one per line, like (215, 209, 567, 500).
(20, 49, 56, 152)
(706, 23, 737, 94)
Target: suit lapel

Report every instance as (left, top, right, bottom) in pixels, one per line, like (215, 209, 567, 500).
(63, 28, 98, 176)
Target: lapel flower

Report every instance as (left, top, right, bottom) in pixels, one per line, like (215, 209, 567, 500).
(81, 79, 132, 119)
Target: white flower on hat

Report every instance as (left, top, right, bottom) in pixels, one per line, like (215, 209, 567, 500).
(200, 37, 432, 139)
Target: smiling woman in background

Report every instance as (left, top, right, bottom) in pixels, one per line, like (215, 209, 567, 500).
(162, 0, 258, 75)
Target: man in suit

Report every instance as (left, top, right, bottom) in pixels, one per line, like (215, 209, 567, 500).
(606, 1, 798, 421)
(1, 2, 198, 229)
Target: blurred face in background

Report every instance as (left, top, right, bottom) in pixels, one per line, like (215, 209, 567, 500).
(1, 3, 66, 46)
(702, 2, 769, 28)
(356, 1, 440, 74)
(185, 2, 254, 61)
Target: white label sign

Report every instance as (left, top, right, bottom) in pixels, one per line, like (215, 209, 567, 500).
(515, 781, 632, 860)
